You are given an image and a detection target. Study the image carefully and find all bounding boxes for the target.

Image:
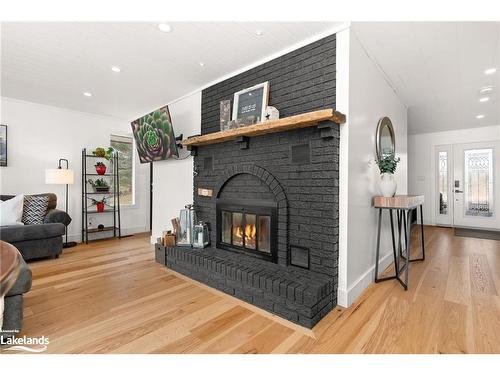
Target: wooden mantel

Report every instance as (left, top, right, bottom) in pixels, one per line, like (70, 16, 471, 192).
(182, 109, 346, 148)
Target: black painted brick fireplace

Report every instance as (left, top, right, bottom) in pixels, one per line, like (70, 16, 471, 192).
(164, 34, 339, 328)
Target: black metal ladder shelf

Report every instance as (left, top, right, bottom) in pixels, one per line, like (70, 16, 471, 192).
(81, 148, 122, 243)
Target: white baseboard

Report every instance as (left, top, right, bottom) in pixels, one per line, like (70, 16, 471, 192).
(337, 250, 394, 307)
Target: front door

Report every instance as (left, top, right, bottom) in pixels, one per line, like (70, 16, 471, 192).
(453, 141, 500, 230)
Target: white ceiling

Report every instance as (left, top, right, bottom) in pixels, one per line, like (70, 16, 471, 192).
(0, 22, 341, 120)
(2, 22, 498, 134)
(353, 22, 500, 135)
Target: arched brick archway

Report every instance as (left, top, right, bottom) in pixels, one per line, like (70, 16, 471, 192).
(214, 164, 289, 266)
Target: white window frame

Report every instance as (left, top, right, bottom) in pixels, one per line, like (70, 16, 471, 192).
(110, 134, 136, 208)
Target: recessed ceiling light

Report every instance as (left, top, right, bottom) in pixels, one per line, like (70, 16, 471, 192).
(158, 23, 172, 33)
(83, 92, 92, 97)
(476, 114, 485, 119)
(479, 86, 494, 94)
(199, 62, 205, 67)
(484, 67, 497, 75)
(479, 97, 490, 103)
(111, 66, 121, 73)
(255, 30, 263, 36)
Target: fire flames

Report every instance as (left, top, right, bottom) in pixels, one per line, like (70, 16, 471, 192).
(233, 224, 256, 247)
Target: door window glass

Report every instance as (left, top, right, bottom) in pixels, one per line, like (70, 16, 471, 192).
(464, 148, 494, 217)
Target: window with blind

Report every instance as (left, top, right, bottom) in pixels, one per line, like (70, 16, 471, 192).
(110, 134, 135, 206)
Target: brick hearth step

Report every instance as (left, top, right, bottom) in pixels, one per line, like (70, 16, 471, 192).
(160, 245, 335, 328)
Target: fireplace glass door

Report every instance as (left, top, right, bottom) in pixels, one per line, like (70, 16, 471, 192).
(221, 211, 270, 253)
(217, 201, 276, 261)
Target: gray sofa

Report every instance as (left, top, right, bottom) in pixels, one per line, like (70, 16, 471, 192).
(0, 193, 70, 261)
(1, 256, 32, 340)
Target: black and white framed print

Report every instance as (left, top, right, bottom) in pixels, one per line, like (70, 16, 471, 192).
(232, 81, 269, 123)
(0, 125, 7, 167)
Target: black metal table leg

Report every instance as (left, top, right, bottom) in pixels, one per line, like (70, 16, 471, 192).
(397, 209, 403, 267)
(389, 209, 398, 277)
(375, 208, 400, 283)
(420, 204, 426, 261)
(403, 210, 408, 253)
(403, 210, 411, 289)
(374, 208, 382, 282)
(405, 206, 425, 263)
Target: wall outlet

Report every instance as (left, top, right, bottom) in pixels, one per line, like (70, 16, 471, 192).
(88, 216, 95, 227)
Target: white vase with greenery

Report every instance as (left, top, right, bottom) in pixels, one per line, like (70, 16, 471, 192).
(375, 153, 400, 197)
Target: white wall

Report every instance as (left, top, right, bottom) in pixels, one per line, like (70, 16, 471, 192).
(151, 91, 201, 242)
(337, 27, 409, 307)
(0, 97, 150, 241)
(408, 125, 500, 225)
(336, 28, 351, 309)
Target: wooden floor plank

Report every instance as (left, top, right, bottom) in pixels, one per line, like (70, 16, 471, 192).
(192, 314, 273, 354)
(470, 293, 500, 353)
(232, 322, 295, 354)
(436, 301, 474, 354)
(469, 253, 498, 296)
(358, 296, 410, 353)
(444, 255, 471, 306)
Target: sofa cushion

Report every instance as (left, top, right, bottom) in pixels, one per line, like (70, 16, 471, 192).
(0, 194, 24, 226)
(22, 195, 49, 225)
(0, 222, 65, 243)
(29, 193, 57, 210)
(6, 257, 32, 297)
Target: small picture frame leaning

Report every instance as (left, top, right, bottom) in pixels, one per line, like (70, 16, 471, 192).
(232, 81, 269, 123)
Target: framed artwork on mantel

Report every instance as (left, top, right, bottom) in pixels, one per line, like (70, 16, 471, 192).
(0, 125, 7, 167)
(232, 81, 269, 123)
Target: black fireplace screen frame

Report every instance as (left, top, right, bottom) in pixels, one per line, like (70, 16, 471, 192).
(216, 199, 278, 263)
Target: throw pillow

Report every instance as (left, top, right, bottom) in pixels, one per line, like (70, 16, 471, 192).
(0, 194, 25, 226)
(22, 195, 49, 225)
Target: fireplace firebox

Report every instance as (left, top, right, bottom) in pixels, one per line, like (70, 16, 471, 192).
(216, 199, 277, 262)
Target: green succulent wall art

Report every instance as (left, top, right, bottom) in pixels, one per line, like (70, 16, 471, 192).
(131, 105, 178, 163)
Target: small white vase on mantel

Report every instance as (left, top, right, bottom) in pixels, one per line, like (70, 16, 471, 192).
(379, 172, 397, 197)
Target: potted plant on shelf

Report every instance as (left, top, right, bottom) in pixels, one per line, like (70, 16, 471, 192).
(92, 147, 115, 160)
(95, 161, 107, 175)
(88, 196, 111, 213)
(375, 153, 400, 197)
(88, 178, 110, 193)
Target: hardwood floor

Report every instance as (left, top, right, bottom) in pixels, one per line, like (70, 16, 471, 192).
(3, 225, 500, 354)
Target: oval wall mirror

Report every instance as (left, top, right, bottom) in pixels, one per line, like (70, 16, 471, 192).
(376, 117, 395, 159)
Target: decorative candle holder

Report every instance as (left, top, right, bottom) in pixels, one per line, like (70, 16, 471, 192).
(177, 204, 196, 246)
(193, 221, 210, 249)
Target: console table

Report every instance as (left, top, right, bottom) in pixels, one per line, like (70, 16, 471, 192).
(373, 195, 425, 290)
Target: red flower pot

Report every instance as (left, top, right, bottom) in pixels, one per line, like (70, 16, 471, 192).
(95, 165, 107, 175)
(96, 202, 105, 212)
